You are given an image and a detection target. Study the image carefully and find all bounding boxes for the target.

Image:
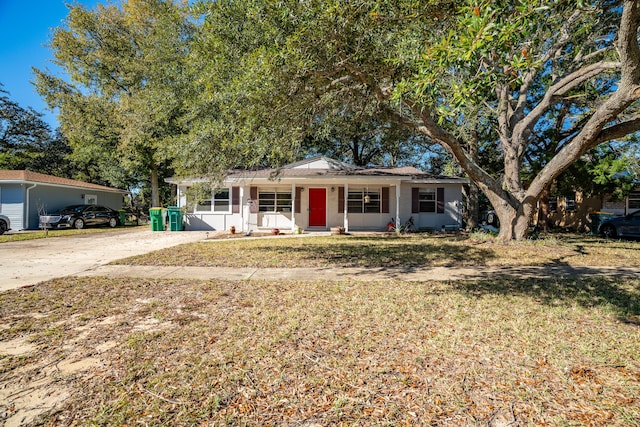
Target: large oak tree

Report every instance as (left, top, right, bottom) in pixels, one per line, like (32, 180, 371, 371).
(191, 0, 640, 240)
(35, 0, 194, 206)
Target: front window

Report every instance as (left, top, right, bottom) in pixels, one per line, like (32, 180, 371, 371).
(348, 188, 380, 213)
(565, 194, 576, 212)
(419, 189, 436, 213)
(193, 187, 231, 213)
(212, 189, 230, 212)
(629, 191, 640, 210)
(259, 190, 292, 212)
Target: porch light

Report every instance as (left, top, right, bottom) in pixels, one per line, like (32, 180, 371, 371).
(364, 194, 371, 203)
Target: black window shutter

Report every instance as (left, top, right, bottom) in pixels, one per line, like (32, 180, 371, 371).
(381, 187, 389, 213)
(232, 186, 240, 213)
(412, 188, 419, 213)
(437, 187, 445, 213)
(295, 187, 302, 213)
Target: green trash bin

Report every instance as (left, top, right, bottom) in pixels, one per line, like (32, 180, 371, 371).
(167, 206, 183, 231)
(118, 210, 126, 226)
(149, 207, 166, 231)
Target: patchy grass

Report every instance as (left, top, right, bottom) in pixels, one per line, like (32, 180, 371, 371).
(115, 233, 640, 268)
(0, 225, 146, 244)
(0, 276, 638, 425)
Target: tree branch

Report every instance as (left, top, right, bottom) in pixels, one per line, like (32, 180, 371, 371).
(400, 98, 518, 207)
(512, 61, 620, 144)
(618, 0, 640, 85)
(523, 0, 640, 201)
(511, 9, 583, 130)
(595, 116, 640, 144)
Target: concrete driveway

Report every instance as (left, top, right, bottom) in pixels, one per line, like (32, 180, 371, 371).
(0, 228, 209, 292)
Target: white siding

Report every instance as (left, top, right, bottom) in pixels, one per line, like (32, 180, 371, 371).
(0, 184, 25, 230)
(178, 182, 464, 232)
(398, 184, 463, 231)
(292, 159, 332, 169)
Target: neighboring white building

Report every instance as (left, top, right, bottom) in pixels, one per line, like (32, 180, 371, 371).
(166, 157, 468, 233)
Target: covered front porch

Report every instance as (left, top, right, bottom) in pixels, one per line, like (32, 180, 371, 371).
(177, 181, 403, 234)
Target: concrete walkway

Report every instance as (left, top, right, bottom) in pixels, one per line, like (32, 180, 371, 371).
(3, 228, 639, 292)
(0, 228, 210, 291)
(78, 264, 640, 282)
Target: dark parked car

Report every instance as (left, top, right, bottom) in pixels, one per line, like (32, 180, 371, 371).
(39, 204, 120, 230)
(0, 214, 10, 235)
(599, 210, 640, 239)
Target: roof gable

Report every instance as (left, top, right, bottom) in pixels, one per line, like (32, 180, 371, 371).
(284, 156, 360, 171)
(0, 170, 126, 193)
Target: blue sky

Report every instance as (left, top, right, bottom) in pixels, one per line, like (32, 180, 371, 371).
(0, 0, 99, 128)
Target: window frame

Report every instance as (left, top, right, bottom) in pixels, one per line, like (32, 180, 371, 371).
(347, 188, 381, 214)
(418, 188, 436, 213)
(193, 187, 232, 214)
(258, 189, 293, 213)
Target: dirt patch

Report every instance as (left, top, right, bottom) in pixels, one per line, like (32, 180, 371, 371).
(0, 336, 37, 356)
(0, 334, 74, 426)
(1, 375, 71, 427)
(0, 302, 177, 425)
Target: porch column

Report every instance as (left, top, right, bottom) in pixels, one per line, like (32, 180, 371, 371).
(240, 186, 245, 232)
(344, 183, 349, 232)
(177, 185, 188, 210)
(291, 183, 296, 232)
(396, 183, 401, 229)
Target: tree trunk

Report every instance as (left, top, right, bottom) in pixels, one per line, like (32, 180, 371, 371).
(464, 183, 480, 230)
(513, 203, 534, 240)
(482, 186, 539, 241)
(465, 130, 480, 230)
(150, 167, 160, 207)
(537, 186, 551, 232)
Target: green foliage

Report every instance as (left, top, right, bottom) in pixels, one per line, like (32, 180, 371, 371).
(0, 85, 75, 176)
(177, 0, 452, 177)
(301, 94, 429, 167)
(185, 0, 638, 240)
(35, 0, 195, 204)
(173, 0, 305, 179)
(587, 145, 638, 200)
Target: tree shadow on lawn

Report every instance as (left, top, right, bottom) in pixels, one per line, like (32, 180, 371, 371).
(541, 233, 640, 251)
(271, 236, 498, 268)
(453, 276, 640, 324)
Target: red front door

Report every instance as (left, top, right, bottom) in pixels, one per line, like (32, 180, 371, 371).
(308, 188, 327, 227)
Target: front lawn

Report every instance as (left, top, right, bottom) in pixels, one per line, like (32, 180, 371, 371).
(1, 275, 638, 425)
(1, 234, 639, 425)
(115, 233, 640, 268)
